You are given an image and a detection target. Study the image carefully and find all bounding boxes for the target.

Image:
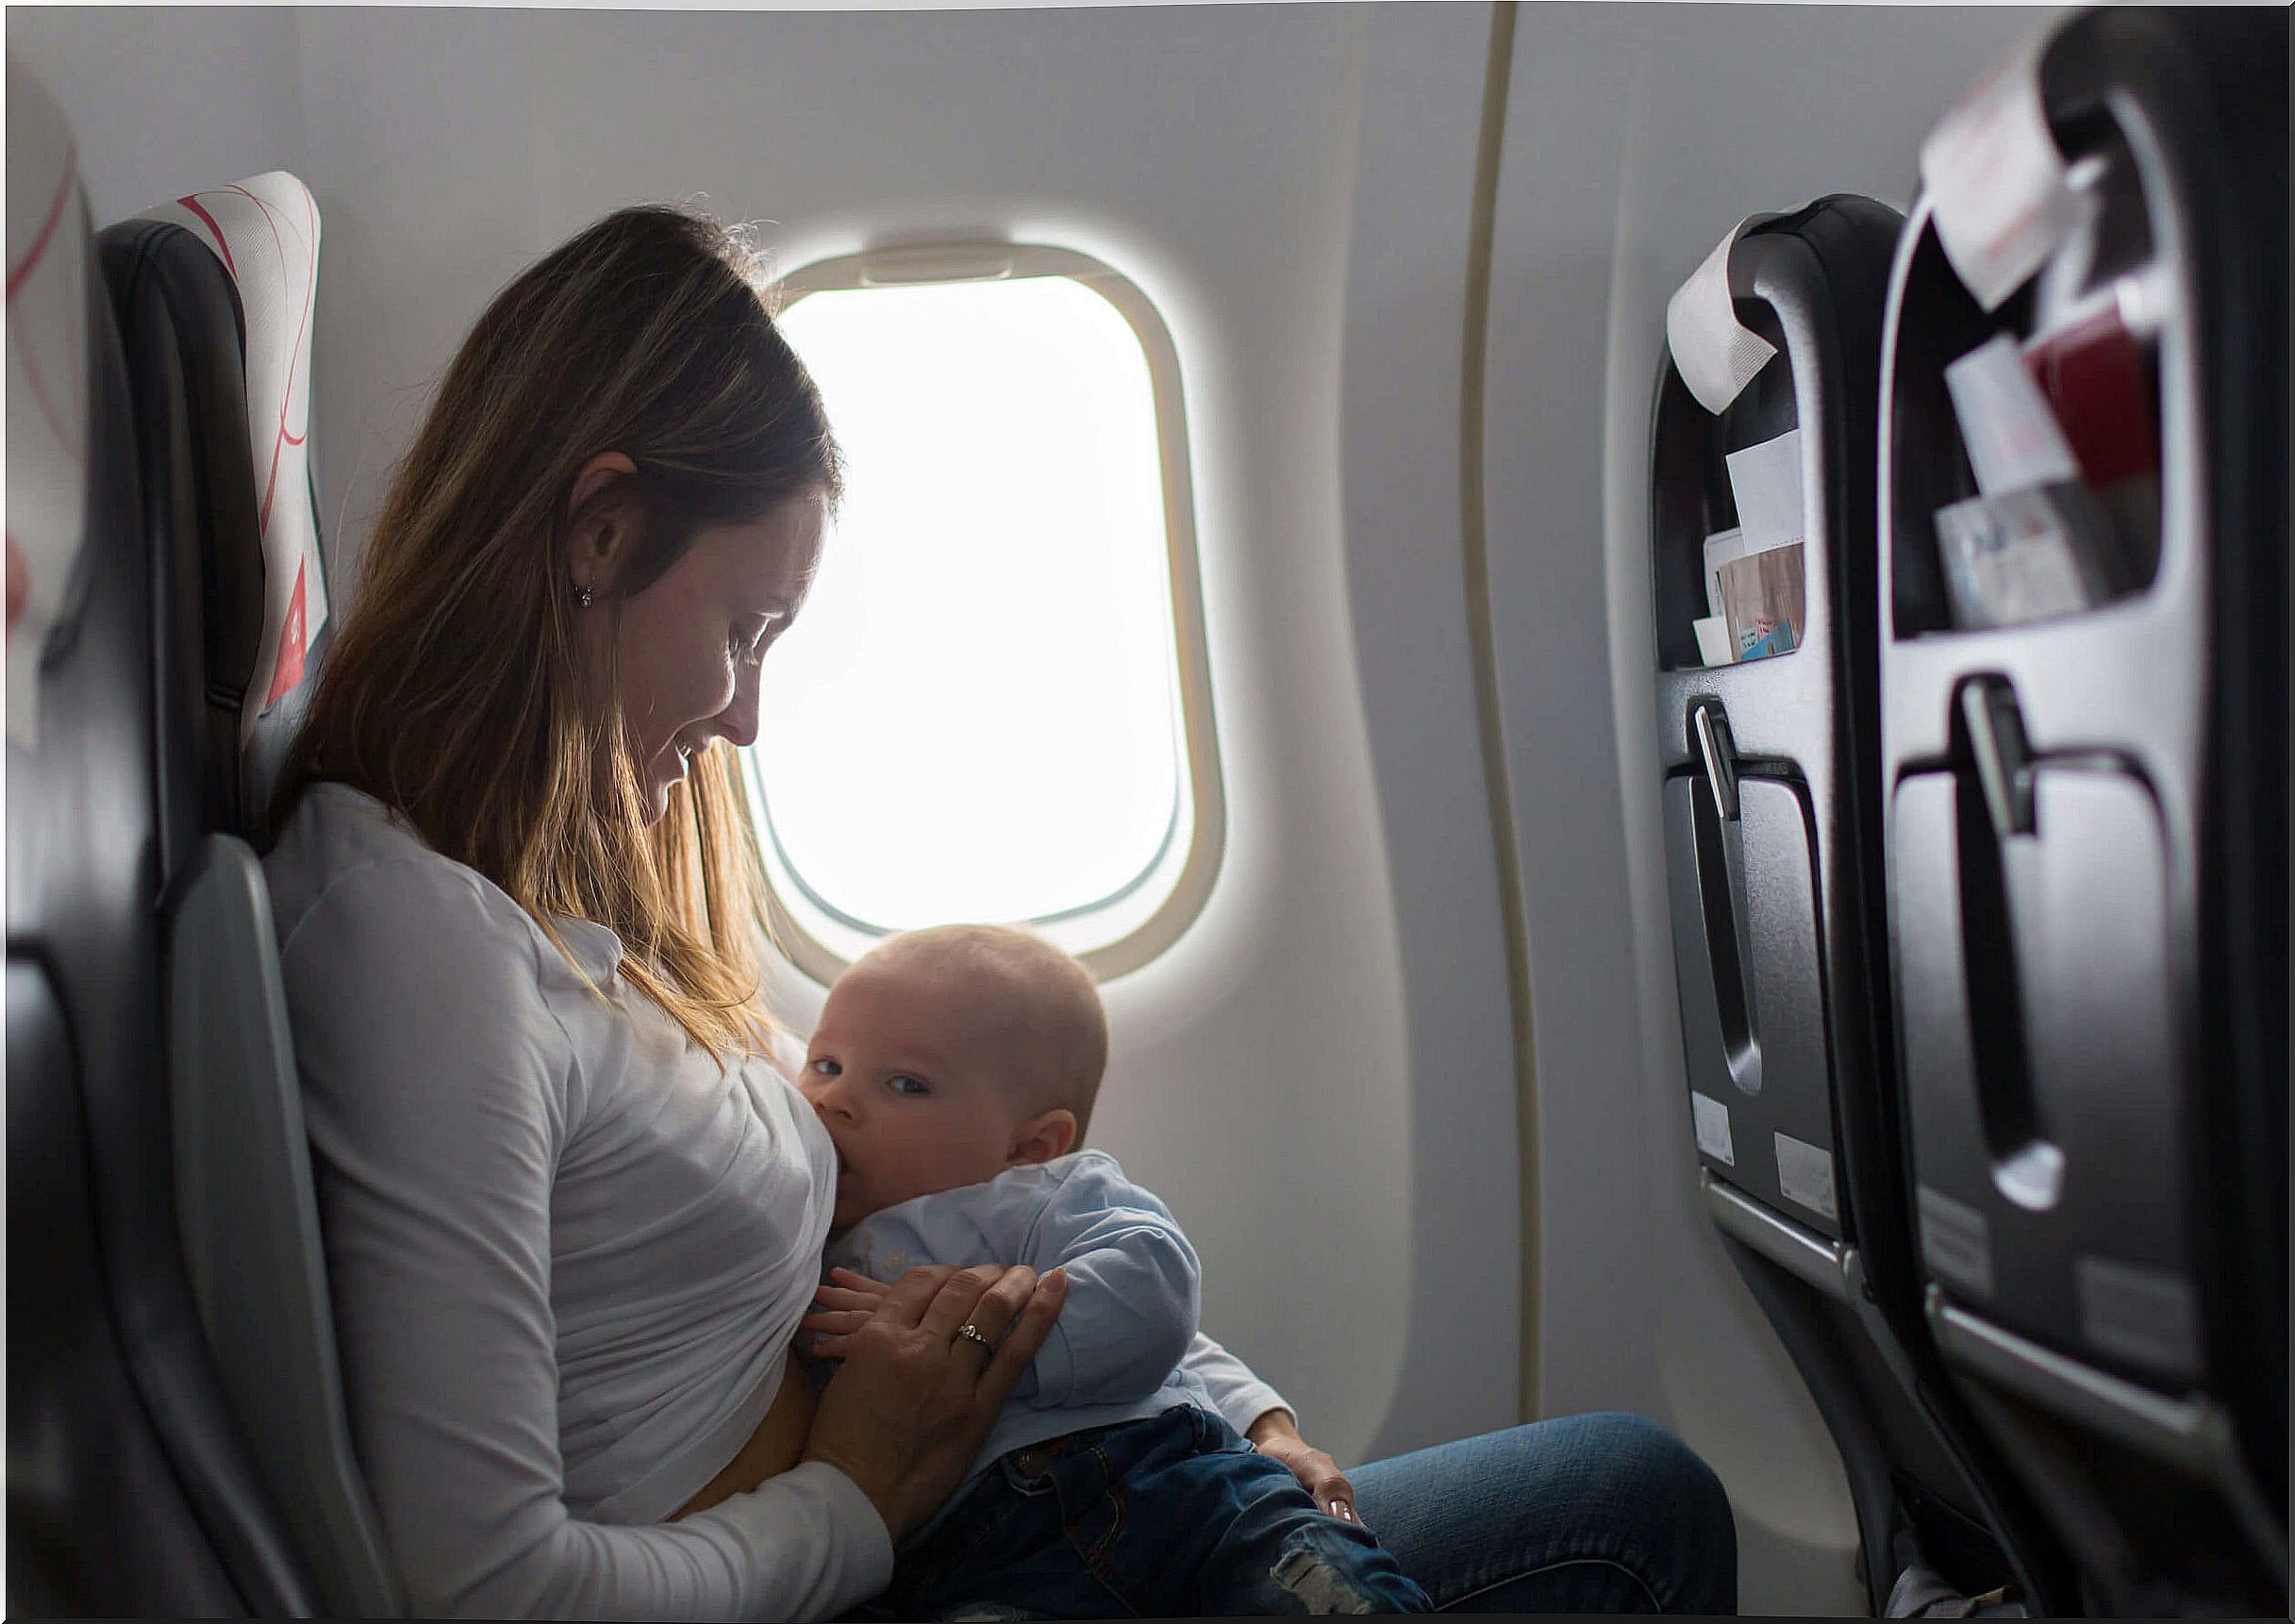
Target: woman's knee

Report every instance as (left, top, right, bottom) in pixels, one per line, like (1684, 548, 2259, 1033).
(1349, 1412, 1737, 1615)
(1578, 1412, 1737, 1611)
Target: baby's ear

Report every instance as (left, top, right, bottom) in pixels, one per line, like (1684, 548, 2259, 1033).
(1007, 1108, 1078, 1167)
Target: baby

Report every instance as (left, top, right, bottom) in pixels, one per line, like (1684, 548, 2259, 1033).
(795, 924, 1429, 1620)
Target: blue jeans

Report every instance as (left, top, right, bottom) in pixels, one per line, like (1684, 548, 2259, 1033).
(1349, 1413, 1737, 1614)
(865, 1407, 1433, 1617)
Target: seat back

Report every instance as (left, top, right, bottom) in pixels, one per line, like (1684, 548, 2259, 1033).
(100, 178, 404, 1617)
(1877, 8, 2287, 1611)
(1652, 194, 2068, 1615)
(5, 56, 319, 1616)
(170, 836, 406, 1617)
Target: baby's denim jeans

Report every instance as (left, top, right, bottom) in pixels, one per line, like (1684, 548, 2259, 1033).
(861, 1406, 1431, 1618)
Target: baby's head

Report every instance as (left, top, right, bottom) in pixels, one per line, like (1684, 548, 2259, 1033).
(799, 924, 1107, 1235)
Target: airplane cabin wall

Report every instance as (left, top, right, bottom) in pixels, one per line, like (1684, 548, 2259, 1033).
(1332, 4, 1527, 1464)
(4, 8, 309, 229)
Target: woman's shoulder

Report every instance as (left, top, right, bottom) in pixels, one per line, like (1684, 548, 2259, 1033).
(264, 782, 557, 975)
(265, 787, 602, 1184)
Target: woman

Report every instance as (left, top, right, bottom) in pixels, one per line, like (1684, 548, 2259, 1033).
(265, 204, 1736, 1617)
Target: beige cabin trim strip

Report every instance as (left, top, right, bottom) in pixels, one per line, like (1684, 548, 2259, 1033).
(1459, 0, 1538, 1424)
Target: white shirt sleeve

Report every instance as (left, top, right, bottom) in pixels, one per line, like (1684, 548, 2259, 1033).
(1180, 1334, 1294, 1440)
(277, 858, 891, 1620)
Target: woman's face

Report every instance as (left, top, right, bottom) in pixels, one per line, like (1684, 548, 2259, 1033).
(581, 489, 825, 824)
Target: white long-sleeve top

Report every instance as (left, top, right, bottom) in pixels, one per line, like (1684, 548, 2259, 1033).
(263, 784, 1293, 1619)
(266, 783, 885, 1619)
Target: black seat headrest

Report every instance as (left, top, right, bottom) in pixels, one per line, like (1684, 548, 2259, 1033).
(99, 174, 329, 853)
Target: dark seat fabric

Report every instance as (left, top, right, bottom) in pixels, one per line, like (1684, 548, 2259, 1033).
(1655, 191, 2069, 1614)
(1871, 9, 2286, 1611)
(5, 174, 319, 1616)
(92, 195, 393, 1616)
(1737, 195, 2069, 1612)
(99, 219, 267, 861)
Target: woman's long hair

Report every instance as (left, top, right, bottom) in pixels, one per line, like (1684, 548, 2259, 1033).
(271, 204, 840, 1058)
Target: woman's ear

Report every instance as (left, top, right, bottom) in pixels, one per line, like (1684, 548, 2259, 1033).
(566, 451, 640, 596)
(1007, 1108, 1078, 1167)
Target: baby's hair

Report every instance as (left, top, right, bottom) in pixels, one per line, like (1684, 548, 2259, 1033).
(858, 924, 1107, 1136)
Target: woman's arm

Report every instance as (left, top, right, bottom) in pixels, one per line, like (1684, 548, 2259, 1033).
(685, 1266, 1066, 1531)
(284, 861, 891, 1619)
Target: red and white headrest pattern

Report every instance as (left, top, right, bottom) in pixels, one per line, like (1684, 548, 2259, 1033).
(141, 172, 329, 740)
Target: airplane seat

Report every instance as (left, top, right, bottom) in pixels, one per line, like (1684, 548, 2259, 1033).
(98, 174, 336, 854)
(5, 58, 322, 1616)
(96, 179, 403, 1616)
(1653, 194, 2070, 1616)
(1878, 8, 2287, 1614)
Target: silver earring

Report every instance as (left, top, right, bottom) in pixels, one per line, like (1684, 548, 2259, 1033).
(576, 585, 594, 609)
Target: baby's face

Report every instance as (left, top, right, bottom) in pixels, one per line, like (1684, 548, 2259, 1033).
(799, 958, 1041, 1235)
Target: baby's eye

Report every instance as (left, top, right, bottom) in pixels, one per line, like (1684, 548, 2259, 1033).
(808, 1056, 840, 1077)
(887, 1074, 931, 1098)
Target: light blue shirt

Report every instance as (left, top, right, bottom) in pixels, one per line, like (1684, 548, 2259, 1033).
(826, 1152, 1281, 1507)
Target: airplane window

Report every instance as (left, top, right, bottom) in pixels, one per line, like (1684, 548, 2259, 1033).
(747, 245, 1222, 982)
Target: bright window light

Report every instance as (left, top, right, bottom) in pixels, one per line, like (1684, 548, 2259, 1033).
(748, 267, 1195, 950)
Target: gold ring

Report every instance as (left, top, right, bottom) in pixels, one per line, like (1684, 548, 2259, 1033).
(956, 1323, 993, 1351)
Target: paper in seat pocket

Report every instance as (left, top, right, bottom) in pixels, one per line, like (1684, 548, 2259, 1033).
(1933, 482, 2119, 629)
(1716, 542, 1804, 660)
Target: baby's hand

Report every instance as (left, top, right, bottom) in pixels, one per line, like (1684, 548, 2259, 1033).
(800, 1267, 895, 1359)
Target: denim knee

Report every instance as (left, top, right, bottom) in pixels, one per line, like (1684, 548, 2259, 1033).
(1590, 1411, 1737, 1615)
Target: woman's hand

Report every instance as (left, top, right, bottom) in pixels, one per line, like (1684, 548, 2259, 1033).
(1247, 1409, 1365, 1529)
(801, 1263, 1066, 1545)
